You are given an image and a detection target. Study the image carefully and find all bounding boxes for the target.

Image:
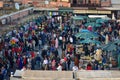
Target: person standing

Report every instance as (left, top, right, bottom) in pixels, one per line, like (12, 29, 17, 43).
(31, 57, 35, 70)
(43, 57, 48, 70)
(57, 63, 62, 71)
(55, 37, 59, 49)
(38, 38, 42, 49)
(35, 54, 41, 69)
(51, 60, 56, 70)
(118, 54, 120, 70)
(72, 65, 78, 71)
(86, 63, 92, 70)
(0, 69, 3, 80)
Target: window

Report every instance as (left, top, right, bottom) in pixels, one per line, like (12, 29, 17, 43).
(79, 0, 83, 3)
(101, 0, 107, 2)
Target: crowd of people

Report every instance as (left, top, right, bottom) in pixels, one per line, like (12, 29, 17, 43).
(0, 13, 120, 79)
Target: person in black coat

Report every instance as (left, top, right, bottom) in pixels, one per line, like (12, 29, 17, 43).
(31, 58, 35, 70)
(61, 42, 66, 51)
(0, 69, 3, 80)
(41, 49, 47, 58)
(53, 49, 58, 57)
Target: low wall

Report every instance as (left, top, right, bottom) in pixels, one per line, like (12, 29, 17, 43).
(76, 70, 120, 80)
(11, 70, 120, 80)
(0, 7, 33, 25)
(22, 70, 73, 80)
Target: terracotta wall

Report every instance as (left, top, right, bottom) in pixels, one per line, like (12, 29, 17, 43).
(90, 0, 100, 4)
(50, 1, 70, 7)
(33, 0, 45, 7)
(77, 0, 100, 4)
(22, 0, 28, 4)
(14, 0, 33, 4)
(33, 0, 70, 8)
(101, 0, 111, 7)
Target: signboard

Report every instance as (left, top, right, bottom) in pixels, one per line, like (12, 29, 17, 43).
(0, 1, 3, 8)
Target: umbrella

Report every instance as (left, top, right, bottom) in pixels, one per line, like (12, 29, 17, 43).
(84, 22, 101, 27)
(87, 18, 97, 23)
(113, 40, 120, 44)
(101, 43, 117, 51)
(79, 16, 88, 19)
(75, 32, 99, 39)
(72, 16, 84, 20)
(79, 29, 90, 33)
(79, 39, 101, 45)
(96, 19, 107, 24)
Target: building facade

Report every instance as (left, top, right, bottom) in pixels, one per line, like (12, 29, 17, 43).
(31, 0, 111, 10)
(33, 0, 70, 8)
(101, 0, 111, 7)
(71, 0, 111, 7)
(71, 0, 101, 7)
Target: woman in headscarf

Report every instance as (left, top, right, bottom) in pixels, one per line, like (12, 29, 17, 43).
(51, 60, 56, 70)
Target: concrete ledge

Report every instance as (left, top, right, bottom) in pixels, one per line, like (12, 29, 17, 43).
(22, 70, 73, 79)
(78, 78, 120, 80)
(12, 70, 120, 80)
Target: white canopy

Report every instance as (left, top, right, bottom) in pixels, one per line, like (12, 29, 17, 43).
(88, 15, 108, 18)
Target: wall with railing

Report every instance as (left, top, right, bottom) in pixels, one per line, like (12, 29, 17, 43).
(0, 7, 33, 25)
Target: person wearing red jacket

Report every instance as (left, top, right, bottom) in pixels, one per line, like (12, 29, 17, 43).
(86, 63, 92, 70)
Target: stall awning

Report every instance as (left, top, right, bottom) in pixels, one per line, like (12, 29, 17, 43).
(72, 16, 84, 20)
(73, 10, 111, 14)
(34, 8, 58, 11)
(59, 7, 73, 12)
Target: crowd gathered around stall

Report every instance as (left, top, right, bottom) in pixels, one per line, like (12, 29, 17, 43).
(0, 13, 120, 79)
